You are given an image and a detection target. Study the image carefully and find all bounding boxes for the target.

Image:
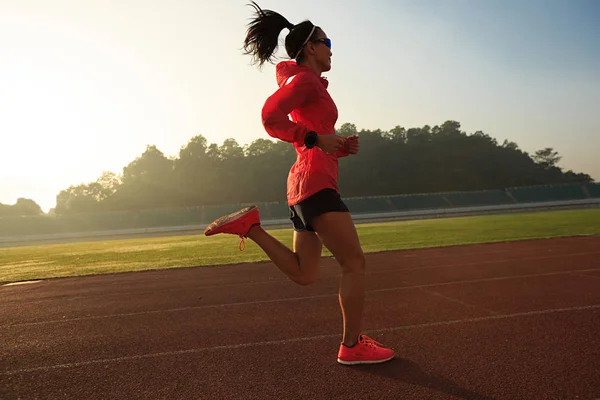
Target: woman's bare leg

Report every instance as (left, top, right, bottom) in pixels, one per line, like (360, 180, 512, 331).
(204, 205, 393, 363)
(247, 227, 323, 286)
(310, 211, 366, 346)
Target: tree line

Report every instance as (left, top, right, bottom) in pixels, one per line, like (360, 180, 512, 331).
(0, 198, 43, 217)
(2, 120, 592, 217)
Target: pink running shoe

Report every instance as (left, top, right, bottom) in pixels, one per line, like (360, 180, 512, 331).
(337, 334, 395, 365)
(204, 206, 261, 250)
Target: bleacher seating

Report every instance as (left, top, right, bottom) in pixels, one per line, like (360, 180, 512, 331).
(389, 193, 449, 210)
(508, 184, 586, 203)
(200, 204, 243, 226)
(585, 182, 600, 198)
(264, 202, 291, 220)
(0, 215, 51, 237)
(444, 190, 514, 207)
(345, 197, 394, 214)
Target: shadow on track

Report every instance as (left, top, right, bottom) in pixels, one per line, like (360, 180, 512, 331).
(351, 358, 497, 400)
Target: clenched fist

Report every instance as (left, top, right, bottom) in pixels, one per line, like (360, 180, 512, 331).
(343, 135, 360, 154)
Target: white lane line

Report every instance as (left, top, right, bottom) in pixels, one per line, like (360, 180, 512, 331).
(368, 251, 600, 276)
(416, 288, 500, 316)
(2, 280, 43, 287)
(373, 304, 600, 334)
(401, 278, 501, 316)
(4, 250, 598, 304)
(368, 268, 600, 294)
(569, 272, 600, 280)
(3, 304, 599, 376)
(3, 268, 598, 329)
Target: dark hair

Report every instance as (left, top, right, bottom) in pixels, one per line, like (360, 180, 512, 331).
(243, 1, 320, 67)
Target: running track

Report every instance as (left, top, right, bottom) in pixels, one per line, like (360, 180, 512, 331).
(2, 236, 600, 399)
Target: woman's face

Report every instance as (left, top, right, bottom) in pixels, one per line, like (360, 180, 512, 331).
(308, 28, 332, 72)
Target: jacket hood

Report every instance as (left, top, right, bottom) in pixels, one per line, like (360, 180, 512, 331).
(275, 61, 329, 88)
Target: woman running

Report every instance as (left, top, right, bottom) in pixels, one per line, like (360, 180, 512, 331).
(204, 1, 395, 366)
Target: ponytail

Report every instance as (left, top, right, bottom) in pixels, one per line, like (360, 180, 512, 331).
(243, 1, 295, 67)
(243, 2, 319, 68)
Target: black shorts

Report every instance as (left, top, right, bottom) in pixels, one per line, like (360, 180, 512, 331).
(289, 189, 349, 232)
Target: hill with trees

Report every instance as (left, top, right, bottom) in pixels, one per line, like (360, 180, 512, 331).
(6, 120, 593, 217)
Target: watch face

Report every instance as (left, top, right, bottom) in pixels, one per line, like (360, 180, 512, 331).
(305, 132, 317, 148)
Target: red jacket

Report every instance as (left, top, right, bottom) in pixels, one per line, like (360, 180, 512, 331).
(261, 61, 349, 206)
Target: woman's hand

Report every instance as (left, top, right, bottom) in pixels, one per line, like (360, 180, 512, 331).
(317, 134, 346, 154)
(343, 135, 360, 154)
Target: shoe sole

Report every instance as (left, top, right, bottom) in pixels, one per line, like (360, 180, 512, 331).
(336, 355, 395, 366)
(204, 206, 258, 236)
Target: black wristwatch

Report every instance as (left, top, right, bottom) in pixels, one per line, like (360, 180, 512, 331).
(304, 131, 318, 149)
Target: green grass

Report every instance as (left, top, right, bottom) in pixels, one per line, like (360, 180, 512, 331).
(1, 208, 599, 284)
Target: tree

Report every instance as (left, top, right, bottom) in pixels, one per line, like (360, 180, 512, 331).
(214, 138, 246, 203)
(0, 199, 43, 216)
(218, 138, 244, 160)
(337, 123, 358, 137)
(387, 125, 407, 143)
(244, 138, 275, 157)
(55, 184, 100, 214)
(96, 171, 121, 200)
(118, 145, 174, 209)
(122, 145, 173, 186)
(172, 135, 210, 206)
(178, 134, 207, 160)
(502, 139, 519, 151)
(533, 147, 562, 169)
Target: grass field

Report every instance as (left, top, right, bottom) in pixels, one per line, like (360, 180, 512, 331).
(1, 208, 599, 284)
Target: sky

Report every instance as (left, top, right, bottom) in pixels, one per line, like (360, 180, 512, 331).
(1, 0, 599, 212)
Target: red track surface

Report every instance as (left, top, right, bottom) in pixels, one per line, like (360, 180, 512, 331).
(2, 236, 600, 399)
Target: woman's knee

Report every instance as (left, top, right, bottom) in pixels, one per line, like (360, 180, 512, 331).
(293, 267, 319, 286)
(340, 249, 366, 274)
(294, 274, 318, 286)
(310, 211, 366, 274)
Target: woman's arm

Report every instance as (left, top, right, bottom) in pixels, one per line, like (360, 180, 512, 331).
(261, 72, 316, 146)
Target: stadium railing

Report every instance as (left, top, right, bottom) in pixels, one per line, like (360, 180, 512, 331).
(1, 182, 597, 240)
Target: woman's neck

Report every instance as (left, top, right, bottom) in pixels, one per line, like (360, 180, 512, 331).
(297, 58, 322, 75)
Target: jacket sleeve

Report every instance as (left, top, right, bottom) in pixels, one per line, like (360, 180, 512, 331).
(261, 72, 316, 145)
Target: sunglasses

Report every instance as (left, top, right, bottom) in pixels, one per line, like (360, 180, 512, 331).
(313, 38, 331, 49)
